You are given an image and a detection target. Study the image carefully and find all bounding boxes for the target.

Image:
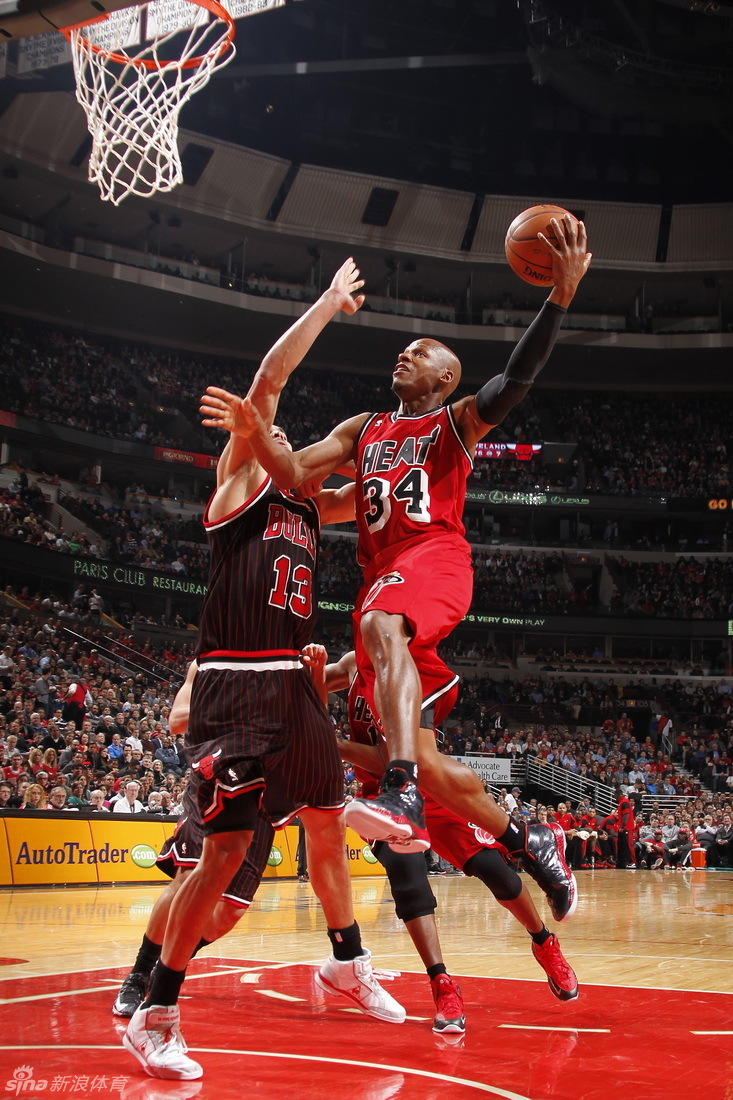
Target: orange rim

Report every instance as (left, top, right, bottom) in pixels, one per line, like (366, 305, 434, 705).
(61, 0, 235, 71)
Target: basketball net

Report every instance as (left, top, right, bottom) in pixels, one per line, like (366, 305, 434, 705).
(62, 0, 236, 205)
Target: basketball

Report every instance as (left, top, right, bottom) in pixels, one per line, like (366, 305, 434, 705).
(504, 204, 578, 287)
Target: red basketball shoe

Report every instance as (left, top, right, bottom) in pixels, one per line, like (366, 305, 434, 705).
(430, 974, 466, 1034)
(344, 767, 430, 853)
(531, 933, 579, 1001)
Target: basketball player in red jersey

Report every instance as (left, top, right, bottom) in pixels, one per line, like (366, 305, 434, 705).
(201, 219, 591, 924)
(310, 646, 578, 1018)
(616, 787, 637, 869)
(125, 278, 405, 1081)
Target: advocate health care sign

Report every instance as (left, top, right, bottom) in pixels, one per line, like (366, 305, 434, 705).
(454, 756, 512, 786)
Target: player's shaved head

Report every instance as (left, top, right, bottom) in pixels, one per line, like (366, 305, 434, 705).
(426, 339, 462, 397)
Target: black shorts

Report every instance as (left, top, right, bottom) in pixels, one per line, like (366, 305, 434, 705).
(158, 803, 275, 908)
(188, 666, 344, 833)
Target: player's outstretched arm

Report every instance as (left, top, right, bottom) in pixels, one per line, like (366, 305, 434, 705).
(245, 257, 365, 426)
(315, 482, 356, 526)
(454, 214, 592, 450)
(201, 390, 366, 490)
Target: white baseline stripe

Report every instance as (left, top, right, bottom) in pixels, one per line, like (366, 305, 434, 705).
(0, 986, 115, 1005)
(0, 1047, 533, 1098)
(0, 960, 301, 1005)
(6, 956, 728, 999)
(498, 1024, 609, 1034)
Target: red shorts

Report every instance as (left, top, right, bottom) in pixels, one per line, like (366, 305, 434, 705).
(353, 535, 471, 726)
(355, 534, 473, 649)
(424, 794, 506, 871)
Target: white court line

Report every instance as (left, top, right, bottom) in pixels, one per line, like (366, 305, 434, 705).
(254, 989, 303, 1002)
(340, 1008, 429, 1022)
(0, 985, 114, 1005)
(0, 960, 308, 1005)
(3, 960, 730, 1005)
(433, 971, 733, 997)
(0, 1046, 533, 1099)
(0, 962, 130, 983)
(498, 1024, 609, 1034)
(691, 1030, 733, 1035)
(441, 950, 733, 964)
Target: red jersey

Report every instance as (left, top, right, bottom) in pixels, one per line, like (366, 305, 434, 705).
(355, 405, 472, 571)
(617, 796, 635, 831)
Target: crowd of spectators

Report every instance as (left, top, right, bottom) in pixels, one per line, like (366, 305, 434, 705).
(546, 391, 730, 499)
(0, 473, 209, 587)
(0, 608, 197, 815)
(2, 313, 731, 507)
(0, 318, 187, 448)
(492, 796, 733, 872)
(609, 556, 733, 619)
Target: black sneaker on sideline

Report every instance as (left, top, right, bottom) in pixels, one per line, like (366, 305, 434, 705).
(113, 971, 149, 1018)
(344, 767, 430, 853)
(519, 822, 578, 923)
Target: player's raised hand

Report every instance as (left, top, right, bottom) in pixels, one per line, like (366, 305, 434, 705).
(539, 214, 592, 293)
(329, 257, 366, 315)
(200, 387, 254, 436)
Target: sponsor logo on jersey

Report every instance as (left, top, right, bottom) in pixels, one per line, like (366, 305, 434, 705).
(361, 571, 405, 611)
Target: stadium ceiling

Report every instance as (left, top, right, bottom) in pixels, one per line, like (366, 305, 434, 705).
(1, 0, 732, 205)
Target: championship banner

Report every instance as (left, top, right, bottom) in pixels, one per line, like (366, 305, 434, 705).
(223, 0, 286, 18)
(454, 755, 512, 786)
(16, 30, 71, 74)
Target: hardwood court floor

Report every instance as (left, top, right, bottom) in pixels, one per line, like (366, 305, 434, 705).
(0, 868, 731, 1099)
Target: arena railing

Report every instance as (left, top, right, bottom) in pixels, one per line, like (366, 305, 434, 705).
(524, 755, 616, 815)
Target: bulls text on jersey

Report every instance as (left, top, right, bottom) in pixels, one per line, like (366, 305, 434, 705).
(263, 503, 317, 560)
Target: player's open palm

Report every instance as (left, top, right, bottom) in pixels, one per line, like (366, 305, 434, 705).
(330, 257, 366, 315)
(200, 386, 253, 436)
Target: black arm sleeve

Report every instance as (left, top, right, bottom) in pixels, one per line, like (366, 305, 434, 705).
(474, 299, 566, 427)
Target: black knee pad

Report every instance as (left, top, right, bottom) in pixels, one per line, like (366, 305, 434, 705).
(374, 841, 438, 923)
(464, 847, 522, 902)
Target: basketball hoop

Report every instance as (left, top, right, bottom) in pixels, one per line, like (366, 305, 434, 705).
(62, 0, 236, 205)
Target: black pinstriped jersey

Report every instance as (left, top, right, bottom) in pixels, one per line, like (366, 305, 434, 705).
(197, 477, 320, 657)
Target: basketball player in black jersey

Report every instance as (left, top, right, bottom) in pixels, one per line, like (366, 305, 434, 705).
(201, 233, 591, 927)
(124, 265, 405, 1082)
